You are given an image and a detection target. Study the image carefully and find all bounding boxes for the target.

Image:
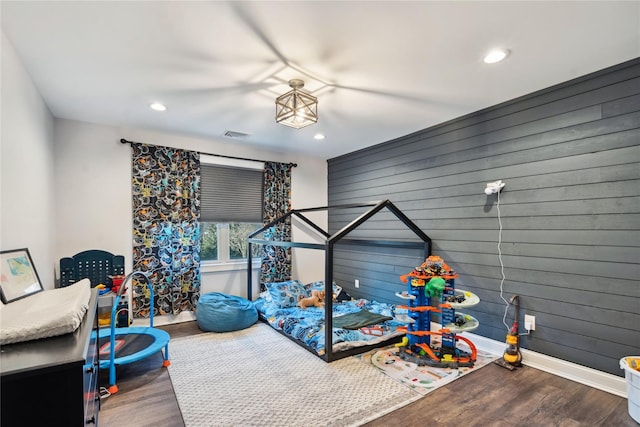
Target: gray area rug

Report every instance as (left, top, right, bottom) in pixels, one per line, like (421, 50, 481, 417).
(167, 323, 422, 426)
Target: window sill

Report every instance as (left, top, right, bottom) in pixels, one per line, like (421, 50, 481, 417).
(201, 259, 261, 274)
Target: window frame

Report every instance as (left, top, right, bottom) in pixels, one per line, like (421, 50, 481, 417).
(199, 155, 264, 270)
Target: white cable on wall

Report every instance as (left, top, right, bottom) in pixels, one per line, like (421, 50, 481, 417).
(485, 180, 511, 332)
(496, 189, 511, 331)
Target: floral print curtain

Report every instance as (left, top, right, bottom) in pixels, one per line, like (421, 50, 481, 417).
(131, 143, 201, 317)
(260, 161, 293, 287)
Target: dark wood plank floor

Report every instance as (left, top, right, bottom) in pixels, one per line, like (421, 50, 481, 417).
(99, 321, 636, 427)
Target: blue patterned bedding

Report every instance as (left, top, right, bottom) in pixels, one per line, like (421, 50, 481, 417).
(255, 280, 406, 356)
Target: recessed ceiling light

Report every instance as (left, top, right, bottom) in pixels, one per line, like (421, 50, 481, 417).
(314, 133, 325, 140)
(150, 102, 167, 111)
(484, 49, 510, 64)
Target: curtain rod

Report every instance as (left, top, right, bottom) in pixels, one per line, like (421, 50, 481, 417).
(120, 138, 297, 168)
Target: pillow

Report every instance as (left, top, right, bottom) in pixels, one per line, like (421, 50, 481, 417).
(258, 290, 272, 302)
(265, 280, 307, 308)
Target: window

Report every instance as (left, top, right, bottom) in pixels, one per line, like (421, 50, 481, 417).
(201, 223, 218, 260)
(200, 222, 263, 262)
(199, 160, 264, 263)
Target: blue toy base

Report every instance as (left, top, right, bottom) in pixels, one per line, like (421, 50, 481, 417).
(397, 344, 475, 368)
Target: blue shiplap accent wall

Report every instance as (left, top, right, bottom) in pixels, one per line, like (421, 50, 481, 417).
(328, 58, 640, 376)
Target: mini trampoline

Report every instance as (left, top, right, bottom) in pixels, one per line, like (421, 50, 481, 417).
(96, 271, 170, 394)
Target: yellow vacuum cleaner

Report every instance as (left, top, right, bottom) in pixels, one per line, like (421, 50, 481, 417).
(495, 295, 523, 371)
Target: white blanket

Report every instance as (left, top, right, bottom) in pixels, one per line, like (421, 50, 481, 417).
(0, 279, 91, 345)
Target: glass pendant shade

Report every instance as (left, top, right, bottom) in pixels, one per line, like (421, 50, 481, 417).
(275, 79, 318, 129)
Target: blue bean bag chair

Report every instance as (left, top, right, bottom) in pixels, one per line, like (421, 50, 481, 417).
(196, 292, 258, 332)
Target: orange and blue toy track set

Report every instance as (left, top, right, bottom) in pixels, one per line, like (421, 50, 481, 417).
(395, 256, 480, 368)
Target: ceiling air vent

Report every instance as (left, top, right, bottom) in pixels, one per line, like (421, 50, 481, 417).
(223, 130, 250, 139)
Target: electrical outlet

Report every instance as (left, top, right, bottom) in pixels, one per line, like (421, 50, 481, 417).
(354, 279, 360, 288)
(524, 314, 536, 331)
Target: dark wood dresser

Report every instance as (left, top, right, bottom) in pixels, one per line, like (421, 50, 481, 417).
(1, 289, 99, 426)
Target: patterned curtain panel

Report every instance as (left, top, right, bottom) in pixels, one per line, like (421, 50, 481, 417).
(260, 161, 292, 287)
(131, 143, 201, 317)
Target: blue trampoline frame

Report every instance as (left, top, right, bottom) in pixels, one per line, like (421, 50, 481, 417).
(97, 271, 170, 394)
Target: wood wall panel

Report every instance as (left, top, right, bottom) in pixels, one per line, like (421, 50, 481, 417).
(329, 61, 640, 168)
(327, 58, 640, 376)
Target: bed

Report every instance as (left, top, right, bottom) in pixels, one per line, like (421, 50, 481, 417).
(248, 200, 431, 362)
(254, 280, 409, 356)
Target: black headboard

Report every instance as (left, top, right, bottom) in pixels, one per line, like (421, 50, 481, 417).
(59, 249, 125, 287)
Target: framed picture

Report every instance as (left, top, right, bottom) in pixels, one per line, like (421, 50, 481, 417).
(0, 248, 44, 304)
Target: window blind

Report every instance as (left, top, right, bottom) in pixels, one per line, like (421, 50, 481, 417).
(200, 163, 263, 223)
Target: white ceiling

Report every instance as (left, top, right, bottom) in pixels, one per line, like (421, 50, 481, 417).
(2, 1, 639, 159)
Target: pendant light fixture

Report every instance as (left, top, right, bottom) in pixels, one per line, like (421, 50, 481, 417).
(275, 79, 318, 129)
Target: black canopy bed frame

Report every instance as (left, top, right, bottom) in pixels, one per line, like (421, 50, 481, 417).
(247, 199, 432, 362)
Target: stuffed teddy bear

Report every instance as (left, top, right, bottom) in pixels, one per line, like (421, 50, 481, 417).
(297, 290, 325, 309)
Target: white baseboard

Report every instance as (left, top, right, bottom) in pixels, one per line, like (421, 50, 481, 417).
(133, 310, 196, 327)
(465, 331, 627, 398)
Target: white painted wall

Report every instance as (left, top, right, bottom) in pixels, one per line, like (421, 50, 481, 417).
(1, 30, 56, 288)
(53, 120, 132, 268)
(2, 25, 327, 301)
(54, 119, 327, 300)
